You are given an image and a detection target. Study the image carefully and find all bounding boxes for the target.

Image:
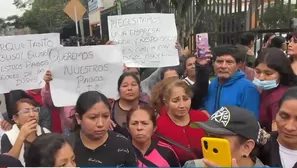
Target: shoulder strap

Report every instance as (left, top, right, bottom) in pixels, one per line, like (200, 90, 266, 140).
(154, 132, 200, 158)
(137, 156, 158, 167)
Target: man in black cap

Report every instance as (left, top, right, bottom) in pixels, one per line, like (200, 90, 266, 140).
(183, 106, 268, 167)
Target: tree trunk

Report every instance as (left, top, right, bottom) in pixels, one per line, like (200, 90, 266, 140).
(177, 16, 187, 48)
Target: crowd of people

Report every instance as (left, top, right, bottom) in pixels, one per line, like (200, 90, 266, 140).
(0, 31, 296, 168)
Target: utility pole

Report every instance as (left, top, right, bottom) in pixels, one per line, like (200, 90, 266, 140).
(115, 0, 122, 15)
(79, 0, 86, 44)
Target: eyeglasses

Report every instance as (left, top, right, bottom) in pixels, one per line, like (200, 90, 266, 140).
(18, 107, 40, 115)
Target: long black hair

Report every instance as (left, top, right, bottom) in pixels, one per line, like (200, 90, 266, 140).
(25, 133, 72, 167)
(5, 90, 41, 119)
(255, 48, 297, 86)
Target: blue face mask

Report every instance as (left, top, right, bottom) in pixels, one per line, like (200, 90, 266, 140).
(252, 78, 279, 90)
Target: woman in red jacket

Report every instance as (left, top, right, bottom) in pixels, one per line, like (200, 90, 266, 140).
(155, 79, 208, 166)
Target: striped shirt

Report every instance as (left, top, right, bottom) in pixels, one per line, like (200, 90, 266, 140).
(134, 138, 180, 167)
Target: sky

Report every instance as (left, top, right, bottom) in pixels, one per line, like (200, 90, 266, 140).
(0, 0, 24, 19)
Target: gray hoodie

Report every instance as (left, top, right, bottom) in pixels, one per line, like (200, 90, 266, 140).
(183, 158, 266, 167)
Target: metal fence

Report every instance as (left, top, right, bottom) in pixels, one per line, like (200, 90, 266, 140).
(190, 0, 297, 52)
(100, 0, 296, 52)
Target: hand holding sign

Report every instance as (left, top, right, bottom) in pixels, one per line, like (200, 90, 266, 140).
(49, 45, 123, 107)
(108, 13, 179, 67)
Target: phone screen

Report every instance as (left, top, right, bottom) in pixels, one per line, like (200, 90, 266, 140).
(196, 33, 210, 58)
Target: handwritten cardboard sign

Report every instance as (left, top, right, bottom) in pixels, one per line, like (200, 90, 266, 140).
(108, 13, 179, 68)
(0, 33, 60, 93)
(49, 45, 123, 107)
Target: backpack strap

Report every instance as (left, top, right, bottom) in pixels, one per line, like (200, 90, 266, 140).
(138, 156, 158, 167)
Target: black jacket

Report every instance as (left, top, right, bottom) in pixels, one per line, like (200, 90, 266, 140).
(258, 131, 297, 168)
(190, 63, 210, 110)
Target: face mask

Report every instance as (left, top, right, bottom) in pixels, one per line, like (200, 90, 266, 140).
(252, 78, 279, 90)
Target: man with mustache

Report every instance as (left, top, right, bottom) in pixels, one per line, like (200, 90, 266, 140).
(201, 45, 260, 119)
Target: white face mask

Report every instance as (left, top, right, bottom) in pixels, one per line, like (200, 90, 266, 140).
(252, 77, 279, 90)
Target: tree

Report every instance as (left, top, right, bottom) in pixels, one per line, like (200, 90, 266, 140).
(16, 0, 70, 33)
(149, 0, 207, 48)
(261, 3, 297, 29)
(13, 0, 33, 8)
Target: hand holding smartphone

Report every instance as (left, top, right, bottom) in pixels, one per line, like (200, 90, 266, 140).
(201, 137, 232, 167)
(196, 33, 210, 58)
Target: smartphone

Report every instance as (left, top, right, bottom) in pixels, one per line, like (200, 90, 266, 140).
(196, 33, 210, 58)
(201, 137, 232, 167)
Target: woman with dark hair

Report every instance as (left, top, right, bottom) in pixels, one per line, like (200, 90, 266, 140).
(182, 56, 196, 85)
(110, 72, 147, 137)
(160, 66, 181, 80)
(253, 48, 297, 132)
(1, 90, 52, 131)
(127, 106, 180, 167)
(25, 133, 75, 167)
(259, 86, 297, 167)
(1, 98, 50, 165)
(288, 32, 297, 74)
(68, 91, 137, 166)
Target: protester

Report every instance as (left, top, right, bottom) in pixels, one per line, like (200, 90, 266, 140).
(110, 72, 147, 137)
(155, 79, 209, 165)
(68, 91, 138, 166)
(1, 90, 52, 131)
(160, 66, 181, 80)
(1, 98, 50, 165)
(254, 48, 297, 132)
(269, 36, 287, 52)
(259, 87, 297, 167)
(27, 89, 62, 133)
(202, 45, 260, 118)
(184, 106, 269, 167)
(127, 106, 180, 167)
(236, 44, 255, 81)
(238, 32, 256, 67)
(288, 34, 297, 74)
(122, 67, 150, 102)
(150, 56, 210, 115)
(25, 133, 75, 167)
(182, 56, 196, 85)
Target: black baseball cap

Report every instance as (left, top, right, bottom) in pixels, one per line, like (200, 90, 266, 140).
(190, 106, 261, 143)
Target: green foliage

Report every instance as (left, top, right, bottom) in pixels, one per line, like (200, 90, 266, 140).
(13, 0, 33, 8)
(261, 3, 297, 29)
(16, 0, 70, 33)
